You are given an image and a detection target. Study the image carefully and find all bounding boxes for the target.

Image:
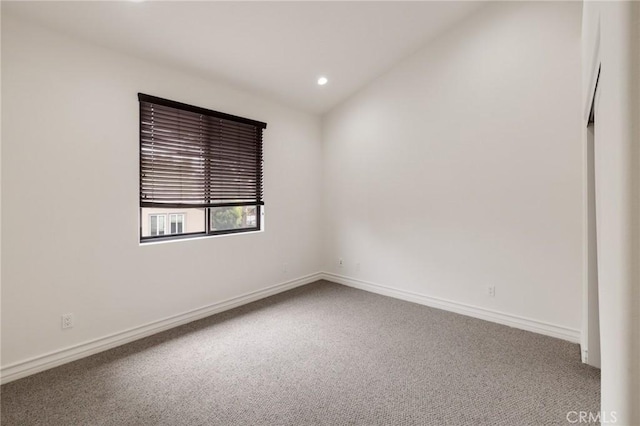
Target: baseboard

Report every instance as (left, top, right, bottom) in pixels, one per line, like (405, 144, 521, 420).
(321, 272, 581, 343)
(0, 272, 323, 385)
(1, 271, 581, 384)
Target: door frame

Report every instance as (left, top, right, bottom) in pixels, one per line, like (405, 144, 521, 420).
(581, 64, 601, 366)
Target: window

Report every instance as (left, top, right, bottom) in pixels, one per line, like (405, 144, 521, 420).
(149, 214, 166, 236)
(141, 208, 204, 238)
(210, 206, 257, 232)
(139, 94, 266, 242)
(169, 214, 185, 234)
(149, 213, 186, 236)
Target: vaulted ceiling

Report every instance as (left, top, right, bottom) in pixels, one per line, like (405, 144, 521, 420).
(3, 1, 485, 114)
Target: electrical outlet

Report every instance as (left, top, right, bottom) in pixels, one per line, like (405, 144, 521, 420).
(339, 258, 344, 267)
(282, 262, 288, 274)
(356, 262, 361, 272)
(61, 313, 74, 329)
(488, 286, 496, 297)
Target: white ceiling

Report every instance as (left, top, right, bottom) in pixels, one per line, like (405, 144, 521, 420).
(3, 1, 486, 114)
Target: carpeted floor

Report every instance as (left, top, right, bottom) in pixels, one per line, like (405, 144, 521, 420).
(1, 280, 600, 425)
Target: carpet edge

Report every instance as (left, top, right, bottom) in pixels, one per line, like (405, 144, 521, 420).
(322, 272, 581, 344)
(0, 272, 324, 384)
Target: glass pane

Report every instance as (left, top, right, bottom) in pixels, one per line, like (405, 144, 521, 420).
(142, 208, 204, 238)
(157, 216, 165, 235)
(210, 206, 259, 232)
(150, 215, 158, 236)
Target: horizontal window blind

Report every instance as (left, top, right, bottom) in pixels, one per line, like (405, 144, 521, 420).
(139, 94, 266, 208)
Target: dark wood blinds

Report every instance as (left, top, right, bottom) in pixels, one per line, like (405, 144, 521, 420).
(139, 93, 266, 208)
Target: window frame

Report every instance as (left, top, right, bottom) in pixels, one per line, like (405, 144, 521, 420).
(207, 206, 262, 235)
(168, 213, 185, 235)
(149, 213, 167, 237)
(138, 93, 267, 244)
(140, 206, 262, 242)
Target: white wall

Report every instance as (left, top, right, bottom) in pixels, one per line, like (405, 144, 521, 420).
(582, 1, 640, 423)
(1, 15, 322, 370)
(322, 2, 583, 332)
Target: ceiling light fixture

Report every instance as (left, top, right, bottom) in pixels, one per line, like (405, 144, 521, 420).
(317, 77, 328, 86)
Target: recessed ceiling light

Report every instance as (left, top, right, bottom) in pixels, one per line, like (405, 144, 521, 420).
(317, 77, 328, 86)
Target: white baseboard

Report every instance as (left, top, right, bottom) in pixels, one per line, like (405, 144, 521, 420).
(0, 272, 323, 385)
(2, 271, 581, 384)
(321, 272, 581, 343)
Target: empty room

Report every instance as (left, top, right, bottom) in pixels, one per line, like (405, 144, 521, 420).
(1, 1, 638, 425)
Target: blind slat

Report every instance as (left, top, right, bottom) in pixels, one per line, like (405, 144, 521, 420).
(142, 112, 260, 136)
(139, 95, 264, 207)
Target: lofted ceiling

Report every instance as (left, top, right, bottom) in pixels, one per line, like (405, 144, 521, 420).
(2, 1, 486, 114)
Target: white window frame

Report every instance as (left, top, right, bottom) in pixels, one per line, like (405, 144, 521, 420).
(149, 214, 167, 236)
(168, 213, 186, 235)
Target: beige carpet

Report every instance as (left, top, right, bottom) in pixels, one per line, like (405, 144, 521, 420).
(1, 280, 600, 425)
